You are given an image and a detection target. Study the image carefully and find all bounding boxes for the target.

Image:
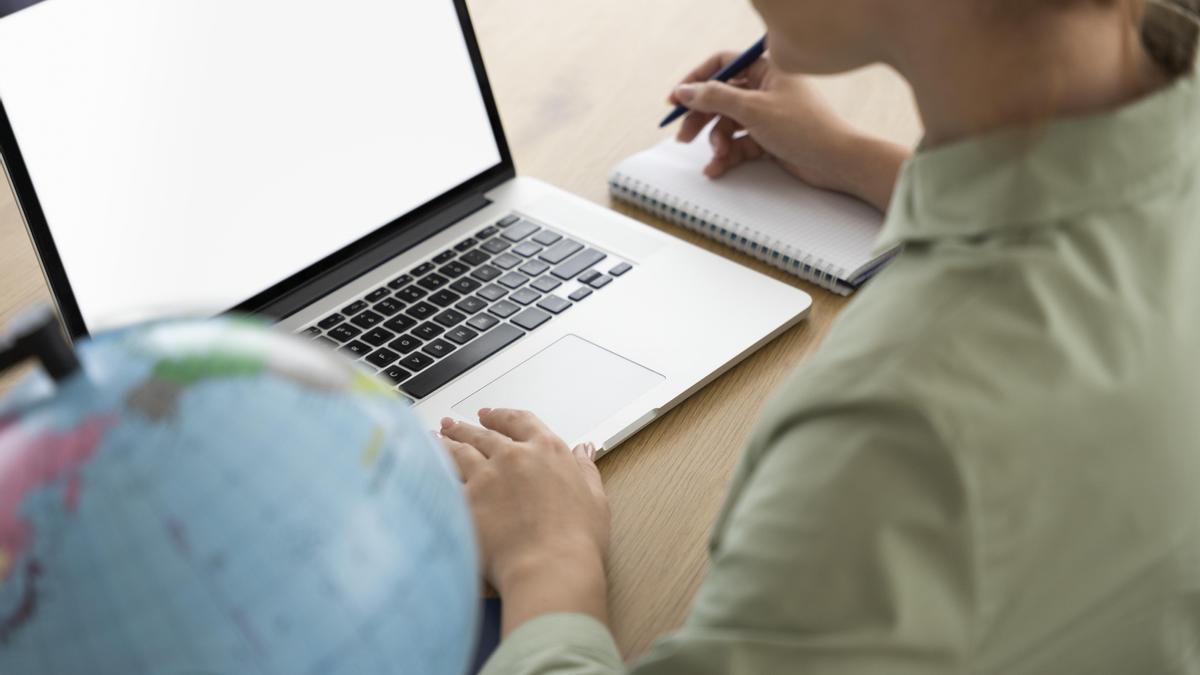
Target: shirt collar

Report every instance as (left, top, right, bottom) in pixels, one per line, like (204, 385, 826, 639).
(876, 51, 1200, 252)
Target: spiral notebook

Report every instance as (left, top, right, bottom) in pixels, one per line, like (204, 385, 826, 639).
(609, 136, 897, 295)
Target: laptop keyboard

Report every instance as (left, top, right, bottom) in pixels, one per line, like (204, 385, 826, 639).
(298, 213, 634, 401)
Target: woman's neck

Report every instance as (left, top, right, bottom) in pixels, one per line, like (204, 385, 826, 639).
(894, 4, 1171, 147)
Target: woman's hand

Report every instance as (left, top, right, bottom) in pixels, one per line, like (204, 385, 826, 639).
(440, 409, 610, 635)
(670, 51, 911, 212)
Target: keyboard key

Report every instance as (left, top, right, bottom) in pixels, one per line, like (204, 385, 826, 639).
(387, 274, 413, 289)
(489, 300, 520, 318)
(477, 284, 508, 302)
(439, 261, 470, 279)
(510, 288, 541, 306)
(366, 348, 400, 368)
(471, 265, 502, 282)
(342, 300, 368, 316)
(301, 326, 322, 337)
(422, 339, 456, 359)
(329, 324, 362, 343)
(396, 285, 426, 303)
(389, 334, 423, 354)
(365, 287, 390, 303)
(512, 241, 543, 258)
(455, 296, 489, 314)
(399, 352, 436, 373)
(492, 253, 522, 270)
(401, 324, 523, 399)
(350, 310, 384, 329)
(418, 273, 450, 291)
(537, 295, 572, 314)
(609, 262, 633, 277)
(429, 290, 462, 308)
(318, 314, 345, 330)
(476, 225, 499, 239)
(381, 365, 411, 385)
(498, 272, 529, 289)
(552, 249, 607, 280)
(373, 298, 404, 316)
(539, 238, 583, 264)
(518, 260, 551, 277)
(315, 336, 339, 348)
(532, 230, 563, 246)
(445, 326, 479, 345)
(339, 340, 371, 357)
(433, 250, 456, 264)
(449, 277, 482, 294)
(467, 313, 500, 332)
(501, 220, 540, 242)
(578, 270, 601, 284)
(433, 308, 467, 328)
(454, 237, 478, 252)
(568, 287, 593, 301)
(589, 275, 613, 289)
(406, 302, 438, 320)
(511, 307, 552, 331)
(412, 262, 435, 277)
(362, 327, 396, 347)
(496, 214, 520, 228)
(460, 249, 491, 266)
(531, 276, 562, 293)
(384, 315, 417, 333)
(480, 238, 511, 254)
(413, 322, 445, 340)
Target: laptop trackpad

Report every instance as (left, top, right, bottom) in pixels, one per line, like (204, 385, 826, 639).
(453, 334, 664, 444)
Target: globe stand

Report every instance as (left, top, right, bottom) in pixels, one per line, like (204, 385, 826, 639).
(0, 304, 80, 382)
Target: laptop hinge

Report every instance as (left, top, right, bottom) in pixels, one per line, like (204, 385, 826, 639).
(252, 192, 493, 322)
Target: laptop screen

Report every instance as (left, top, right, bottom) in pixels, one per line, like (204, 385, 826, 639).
(0, 0, 504, 333)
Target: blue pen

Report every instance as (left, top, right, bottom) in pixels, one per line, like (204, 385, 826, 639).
(659, 35, 767, 128)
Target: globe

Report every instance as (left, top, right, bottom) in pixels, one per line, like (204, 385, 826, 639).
(0, 315, 479, 675)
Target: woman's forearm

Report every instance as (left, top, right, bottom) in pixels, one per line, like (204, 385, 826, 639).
(498, 546, 609, 638)
(825, 132, 912, 213)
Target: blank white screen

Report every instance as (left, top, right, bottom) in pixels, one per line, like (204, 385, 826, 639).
(0, 0, 502, 331)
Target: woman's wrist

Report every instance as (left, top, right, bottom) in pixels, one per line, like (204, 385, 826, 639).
(495, 543, 609, 637)
(820, 131, 912, 213)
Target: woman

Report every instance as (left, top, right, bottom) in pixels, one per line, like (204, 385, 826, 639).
(440, 0, 1200, 672)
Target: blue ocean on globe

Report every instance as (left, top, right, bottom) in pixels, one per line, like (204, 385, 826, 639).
(0, 316, 479, 675)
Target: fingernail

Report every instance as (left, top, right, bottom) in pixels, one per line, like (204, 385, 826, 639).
(441, 417, 454, 429)
(478, 408, 492, 416)
(675, 84, 696, 104)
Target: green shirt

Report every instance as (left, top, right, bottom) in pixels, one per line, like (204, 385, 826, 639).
(481, 55, 1200, 675)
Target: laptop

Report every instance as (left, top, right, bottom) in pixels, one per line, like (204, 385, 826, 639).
(0, 0, 811, 452)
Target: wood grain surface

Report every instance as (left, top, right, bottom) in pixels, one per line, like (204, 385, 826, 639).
(0, 0, 922, 659)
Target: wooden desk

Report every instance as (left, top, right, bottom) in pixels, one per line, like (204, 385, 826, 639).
(0, 0, 922, 660)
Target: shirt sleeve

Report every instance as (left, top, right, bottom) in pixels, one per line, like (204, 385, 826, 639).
(482, 395, 978, 675)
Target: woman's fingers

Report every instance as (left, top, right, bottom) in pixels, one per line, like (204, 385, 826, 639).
(677, 109, 717, 143)
(676, 80, 761, 145)
(571, 443, 606, 495)
(441, 417, 510, 457)
(441, 435, 486, 481)
(704, 134, 765, 179)
(478, 408, 553, 444)
(709, 116, 742, 159)
(667, 50, 739, 104)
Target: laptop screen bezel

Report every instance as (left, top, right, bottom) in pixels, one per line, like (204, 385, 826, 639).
(0, 0, 515, 339)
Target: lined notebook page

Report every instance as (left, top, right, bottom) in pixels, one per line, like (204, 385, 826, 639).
(611, 135, 887, 280)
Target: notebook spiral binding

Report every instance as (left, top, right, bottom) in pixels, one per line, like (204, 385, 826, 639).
(608, 172, 853, 295)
